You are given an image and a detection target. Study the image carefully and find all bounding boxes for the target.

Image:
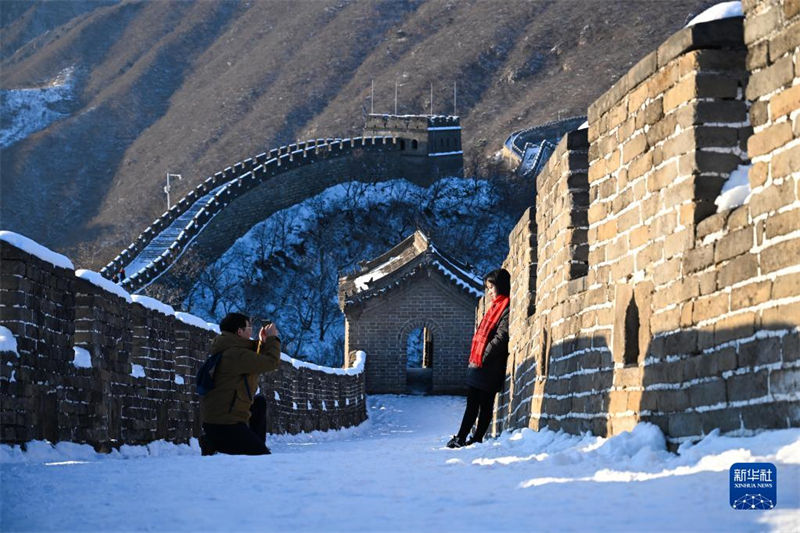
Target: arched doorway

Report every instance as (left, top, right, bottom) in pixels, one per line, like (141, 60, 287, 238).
(406, 326, 434, 394)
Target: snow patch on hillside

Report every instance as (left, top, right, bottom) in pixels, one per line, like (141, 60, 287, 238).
(0, 67, 77, 148)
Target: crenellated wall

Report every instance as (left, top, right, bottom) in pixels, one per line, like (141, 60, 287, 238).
(0, 238, 366, 449)
(106, 137, 403, 293)
(259, 353, 366, 434)
(498, 7, 800, 446)
(498, 129, 593, 435)
(107, 130, 463, 299)
(744, 0, 800, 228)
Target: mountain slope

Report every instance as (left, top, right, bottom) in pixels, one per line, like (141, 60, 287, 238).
(0, 0, 713, 266)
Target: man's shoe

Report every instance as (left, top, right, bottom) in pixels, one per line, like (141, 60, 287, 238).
(465, 436, 483, 446)
(199, 434, 216, 456)
(446, 436, 465, 448)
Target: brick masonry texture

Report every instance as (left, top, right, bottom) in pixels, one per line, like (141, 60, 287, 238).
(343, 270, 477, 394)
(496, 5, 800, 447)
(0, 241, 366, 448)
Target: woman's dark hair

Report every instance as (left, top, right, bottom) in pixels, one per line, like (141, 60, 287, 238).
(484, 268, 511, 297)
(219, 312, 250, 333)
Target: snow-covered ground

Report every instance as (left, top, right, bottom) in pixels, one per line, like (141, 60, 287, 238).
(1, 395, 798, 532)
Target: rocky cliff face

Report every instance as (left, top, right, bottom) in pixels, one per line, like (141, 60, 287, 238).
(0, 0, 713, 266)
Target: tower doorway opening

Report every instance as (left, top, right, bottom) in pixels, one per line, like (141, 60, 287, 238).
(406, 326, 433, 394)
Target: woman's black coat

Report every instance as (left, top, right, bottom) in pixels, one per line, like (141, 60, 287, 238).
(466, 306, 510, 394)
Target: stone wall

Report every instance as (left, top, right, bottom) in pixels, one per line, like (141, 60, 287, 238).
(495, 207, 537, 434)
(0, 239, 367, 448)
(498, 8, 800, 446)
(193, 145, 411, 264)
(363, 114, 463, 159)
(259, 354, 366, 434)
(744, 0, 800, 238)
(102, 138, 337, 284)
(107, 134, 463, 298)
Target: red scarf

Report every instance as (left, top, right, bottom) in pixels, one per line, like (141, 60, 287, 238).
(469, 294, 509, 368)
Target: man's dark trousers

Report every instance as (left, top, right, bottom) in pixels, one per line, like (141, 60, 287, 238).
(203, 395, 270, 455)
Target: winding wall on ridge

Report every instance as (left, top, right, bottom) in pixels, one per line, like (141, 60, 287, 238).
(104, 128, 462, 300)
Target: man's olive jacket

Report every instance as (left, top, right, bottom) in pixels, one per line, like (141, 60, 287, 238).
(200, 332, 281, 425)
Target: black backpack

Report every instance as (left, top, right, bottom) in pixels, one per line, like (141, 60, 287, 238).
(196, 352, 223, 396)
(195, 352, 253, 400)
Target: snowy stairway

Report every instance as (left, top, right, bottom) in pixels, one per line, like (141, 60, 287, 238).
(123, 184, 226, 282)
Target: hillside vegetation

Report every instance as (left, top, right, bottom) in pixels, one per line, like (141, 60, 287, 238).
(0, 0, 712, 266)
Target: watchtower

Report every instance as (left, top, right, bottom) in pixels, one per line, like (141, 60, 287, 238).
(363, 114, 463, 179)
(339, 231, 481, 394)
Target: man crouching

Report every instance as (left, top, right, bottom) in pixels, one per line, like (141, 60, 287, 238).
(200, 312, 280, 456)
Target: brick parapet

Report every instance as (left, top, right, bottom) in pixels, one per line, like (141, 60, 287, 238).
(259, 363, 366, 434)
(499, 10, 800, 446)
(1, 240, 367, 449)
(743, 0, 799, 245)
(498, 207, 537, 433)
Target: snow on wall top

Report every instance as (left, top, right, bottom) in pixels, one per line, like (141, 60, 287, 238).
(0, 231, 74, 270)
(131, 295, 175, 316)
(685, 1, 742, 27)
(280, 350, 365, 376)
(75, 269, 132, 303)
(175, 312, 220, 334)
(1, 232, 219, 333)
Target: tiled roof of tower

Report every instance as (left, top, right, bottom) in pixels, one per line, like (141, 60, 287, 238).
(338, 230, 483, 309)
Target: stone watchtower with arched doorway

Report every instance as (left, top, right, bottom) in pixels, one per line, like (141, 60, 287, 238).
(338, 231, 482, 394)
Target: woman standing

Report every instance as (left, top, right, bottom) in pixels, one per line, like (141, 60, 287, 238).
(447, 268, 511, 448)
